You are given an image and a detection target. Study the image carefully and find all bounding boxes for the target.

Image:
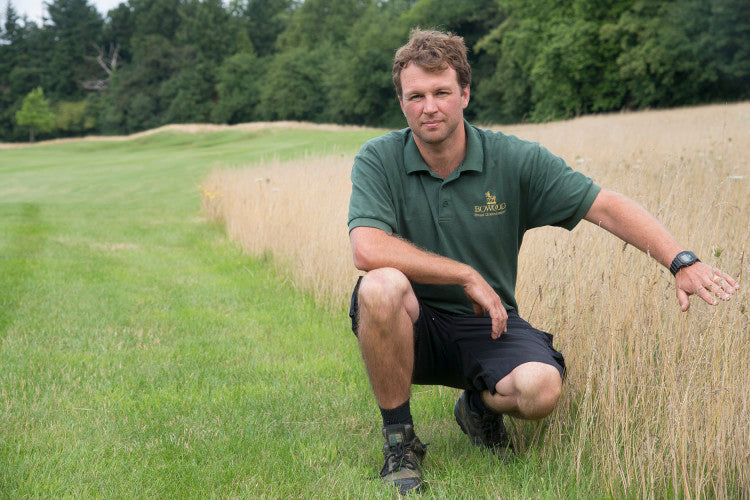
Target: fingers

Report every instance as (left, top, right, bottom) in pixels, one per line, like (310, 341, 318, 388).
(703, 268, 739, 302)
(463, 273, 508, 338)
(713, 269, 740, 294)
(490, 307, 508, 340)
(676, 288, 690, 312)
(696, 284, 719, 306)
(675, 263, 740, 311)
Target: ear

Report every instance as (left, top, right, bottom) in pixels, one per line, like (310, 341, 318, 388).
(461, 85, 470, 110)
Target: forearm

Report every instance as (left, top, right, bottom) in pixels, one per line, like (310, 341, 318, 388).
(350, 226, 478, 286)
(584, 189, 683, 268)
(350, 225, 509, 335)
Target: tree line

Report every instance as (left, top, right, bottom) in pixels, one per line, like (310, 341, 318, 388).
(1, 0, 748, 142)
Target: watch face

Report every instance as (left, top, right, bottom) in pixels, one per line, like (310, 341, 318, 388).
(679, 253, 693, 263)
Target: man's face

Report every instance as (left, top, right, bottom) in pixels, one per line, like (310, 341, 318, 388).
(398, 62, 470, 147)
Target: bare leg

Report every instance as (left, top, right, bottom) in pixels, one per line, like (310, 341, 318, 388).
(356, 268, 420, 410)
(482, 362, 562, 419)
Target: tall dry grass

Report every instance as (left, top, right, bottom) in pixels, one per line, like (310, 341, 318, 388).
(202, 102, 749, 497)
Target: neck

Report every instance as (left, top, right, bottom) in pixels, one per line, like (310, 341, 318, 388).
(414, 127, 467, 179)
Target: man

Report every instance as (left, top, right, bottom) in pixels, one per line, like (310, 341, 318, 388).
(347, 29, 739, 495)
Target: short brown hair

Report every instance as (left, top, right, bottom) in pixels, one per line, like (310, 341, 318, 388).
(392, 28, 471, 98)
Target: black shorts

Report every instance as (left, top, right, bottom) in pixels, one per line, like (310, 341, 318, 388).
(349, 277, 565, 394)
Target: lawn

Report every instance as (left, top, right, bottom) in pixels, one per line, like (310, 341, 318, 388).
(1, 127, 589, 498)
(1, 110, 747, 498)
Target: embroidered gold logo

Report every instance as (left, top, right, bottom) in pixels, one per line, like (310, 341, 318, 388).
(474, 191, 506, 217)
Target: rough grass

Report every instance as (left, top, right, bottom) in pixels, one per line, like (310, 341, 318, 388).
(202, 102, 750, 498)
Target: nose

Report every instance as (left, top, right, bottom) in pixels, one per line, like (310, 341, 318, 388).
(423, 95, 438, 114)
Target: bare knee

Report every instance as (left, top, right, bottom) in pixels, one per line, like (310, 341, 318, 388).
(496, 362, 562, 420)
(530, 366, 562, 418)
(357, 268, 419, 324)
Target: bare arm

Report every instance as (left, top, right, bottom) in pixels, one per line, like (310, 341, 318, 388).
(584, 189, 739, 311)
(350, 226, 508, 337)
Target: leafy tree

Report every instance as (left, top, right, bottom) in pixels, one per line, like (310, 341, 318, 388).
(54, 99, 95, 134)
(474, 14, 540, 123)
(161, 56, 216, 123)
(277, 0, 372, 50)
(130, 0, 181, 39)
(211, 51, 264, 124)
(706, 0, 750, 99)
(326, 1, 409, 127)
(46, 0, 104, 99)
(235, 0, 293, 57)
(177, 0, 235, 60)
(103, 3, 136, 63)
(1, 2, 21, 138)
(257, 45, 329, 122)
(2, 0, 22, 43)
(15, 86, 55, 141)
(97, 33, 179, 133)
(601, 1, 709, 108)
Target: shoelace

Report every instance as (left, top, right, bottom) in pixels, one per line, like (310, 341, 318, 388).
(381, 439, 430, 476)
(382, 442, 418, 474)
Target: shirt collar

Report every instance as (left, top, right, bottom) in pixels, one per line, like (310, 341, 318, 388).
(404, 119, 484, 175)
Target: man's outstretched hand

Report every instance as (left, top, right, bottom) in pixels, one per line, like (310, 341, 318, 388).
(675, 262, 740, 311)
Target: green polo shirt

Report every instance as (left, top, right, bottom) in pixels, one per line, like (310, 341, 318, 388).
(348, 120, 600, 314)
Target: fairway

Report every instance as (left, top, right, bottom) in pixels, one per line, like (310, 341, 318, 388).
(0, 126, 398, 497)
(1, 108, 749, 498)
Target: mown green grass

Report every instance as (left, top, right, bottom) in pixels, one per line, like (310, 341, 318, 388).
(1, 128, 600, 498)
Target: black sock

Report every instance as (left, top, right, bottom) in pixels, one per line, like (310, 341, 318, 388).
(380, 399, 413, 427)
(468, 390, 489, 414)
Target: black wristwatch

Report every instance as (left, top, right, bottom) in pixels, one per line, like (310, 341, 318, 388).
(669, 251, 700, 276)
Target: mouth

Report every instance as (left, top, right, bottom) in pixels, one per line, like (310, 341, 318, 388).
(422, 120, 442, 129)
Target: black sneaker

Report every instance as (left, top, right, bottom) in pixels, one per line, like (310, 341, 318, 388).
(454, 390, 513, 459)
(380, 424, 427, 495)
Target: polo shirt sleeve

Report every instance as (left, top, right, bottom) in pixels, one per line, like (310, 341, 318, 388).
(521, 143, 601, 231)
(348, 143, 396, 235)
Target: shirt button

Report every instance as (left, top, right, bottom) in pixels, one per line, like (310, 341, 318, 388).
(442, 201, 449, 207)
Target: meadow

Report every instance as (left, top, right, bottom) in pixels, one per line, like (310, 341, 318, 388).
(202, 103, 750, 498)
(0, 104, 748, 498)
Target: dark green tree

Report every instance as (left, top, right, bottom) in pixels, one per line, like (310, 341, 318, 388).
(326, 1, 409, 127)
(235, 0, 292, 57)
(0, 3, 19, 139)
(45, 0, 104, 99)
(160, 55, 216, 123)
(603, 1, 713, 108)
(277, 0, 372, 50)
(176, 0, 235, 60)
(474, 11, 540, 122)
(130, 0, 181, 39)
(257, 45, 329, 122)
(211, 51, 265, 124)
(706, 0, 750, 99)
(103, 3, 135, 64)
(97, 33, 179, 133)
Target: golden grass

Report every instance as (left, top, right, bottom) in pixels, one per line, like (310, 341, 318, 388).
(202, 102, 749, 497)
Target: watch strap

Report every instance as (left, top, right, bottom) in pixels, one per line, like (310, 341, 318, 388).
(669, 251, 700, 276)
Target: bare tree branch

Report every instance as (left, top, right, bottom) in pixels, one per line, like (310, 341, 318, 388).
(81, 43, 120, 91)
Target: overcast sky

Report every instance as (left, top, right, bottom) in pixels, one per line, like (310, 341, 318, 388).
(7, 0, 124, 25)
